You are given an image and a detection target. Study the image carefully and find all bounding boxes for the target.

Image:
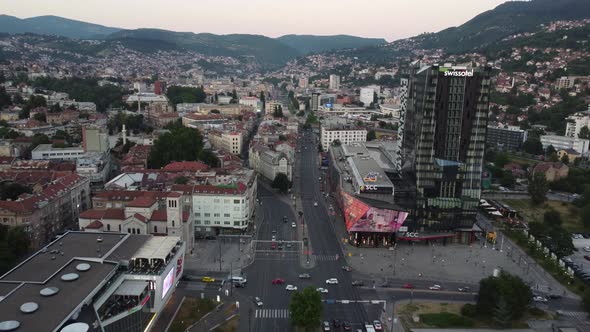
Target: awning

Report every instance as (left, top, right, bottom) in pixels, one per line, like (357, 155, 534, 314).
(490, 211, 503, 216)
(397, 233, 455, 241)
(114, 280, 148, 296)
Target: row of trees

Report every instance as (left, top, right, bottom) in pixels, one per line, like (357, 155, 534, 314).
(32, 77, 125, 111)
(0, 224, 30, 275)
(166, 86, 207, 108)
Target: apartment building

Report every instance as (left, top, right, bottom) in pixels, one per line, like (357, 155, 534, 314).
(249, 144, 293, 181)
(565, 110, 590, 138)
(208, 130, 243, 155)
(540, 134, 590, 154)
(320, 123, 367, 151)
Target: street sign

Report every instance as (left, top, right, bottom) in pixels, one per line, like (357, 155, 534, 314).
(399, 226, 408, 232)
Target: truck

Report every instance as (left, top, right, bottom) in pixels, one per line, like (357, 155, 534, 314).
(364, 324, 375, 332)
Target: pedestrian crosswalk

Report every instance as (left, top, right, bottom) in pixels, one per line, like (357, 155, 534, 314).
(255, 309, 290, 319)
(314, 254, 338, 261)
(558, 311, 590, 320)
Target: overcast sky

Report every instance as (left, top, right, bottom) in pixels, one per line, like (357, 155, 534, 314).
(1, 0, 506, 41)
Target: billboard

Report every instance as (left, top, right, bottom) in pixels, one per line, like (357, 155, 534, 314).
(162, 267, 175, 300)
(340, 190, 407, 233)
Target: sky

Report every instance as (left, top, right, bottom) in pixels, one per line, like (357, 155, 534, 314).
(0, 0, 507, 42)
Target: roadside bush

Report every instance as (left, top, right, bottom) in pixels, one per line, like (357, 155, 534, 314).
(529, 307, 545, 317)
(420, 313, 474, 328)
(461, 303, 477, 317)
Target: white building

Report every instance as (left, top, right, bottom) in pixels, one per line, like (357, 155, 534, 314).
(565, 110, 590, 138)
(208, 130, 243, 155)
(540, 134, 590, 154)
(320, 123, 368, 151)
(329, 74, 341, 90)
(360, 87, 375, 106)
(173, 178, 257, 234)
(249, 144, 293, 181)
(379, 104, 401, 119)
(31, 144, 85, 160)
(218, 95, 233, 105)
(239, 96, 261, 109)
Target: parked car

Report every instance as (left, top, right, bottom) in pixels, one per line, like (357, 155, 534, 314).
(352, 280, 364, 286)
(323, 321, 331, 331)
(317, 287, 329, 294)
(533, 296, 548, 303)
(202, 277, 215, 283)
(458, 286, 471, 292)
(314, 202, 318, 207)
(342, 321, 352, 330)
(342, 266, 352, 272)
(286, 285, 298, 291)
(292, 222, 297, 228)
(548, 294, 562, 300)
(332, 319, 341, 327)
(429, 284, 442, 290)
(254, 297, 263, 307)
(373, 320, 383, 331)
(402, 283, 415, 289)
(584, 255, 590, 261)
(298, 273, 311, 279)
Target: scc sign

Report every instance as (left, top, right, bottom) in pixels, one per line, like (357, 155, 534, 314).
(403, 232, 420, 238)
(360, 185, 379, 191)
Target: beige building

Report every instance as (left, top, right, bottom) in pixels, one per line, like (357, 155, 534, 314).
(532, 162, 569, 182)
(0, 111, 19, 122)
(209, 130, 243, 155)
(0, 173, 90, 249)
(249, 144, 293, 181)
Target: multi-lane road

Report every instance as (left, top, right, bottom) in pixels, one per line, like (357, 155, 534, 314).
(230, 128, 583, 332)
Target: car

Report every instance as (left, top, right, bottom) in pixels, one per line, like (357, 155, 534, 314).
(202, 277, 215, 283)
(254, 297, 263, 307)
(342, 321, 352, 330)
(314, 202, 318, 207)
(429, 284, 442, 290)
(318, 177, 322, 180)
(533, 296, 548, 303)
(277, 243, 284, 250)
(298, 273, 311, 279)
(342, 266, 352, 272)
(286, 242, 292, 248)
(283, 216, 288, 222)
(326, 278, 339, 284)
(548, 294, 563, 300)
(317, 287, 329, 293)
(352, 280, 364, 287)
(205, 235, 216, 240)
(585, 255, 590, 261)
(272, 278, 285, 285)
(286, 284, 298, 291)
(584, 247, 590, 252)
(332, 319, 341, 327)
(323, 321, 331, 331)
(271, 243, 277, 250)
(373, 320, 383, 330)
(402, 283, 415, 289)
(458, 286, 471, 292)
(292, 222, 297, 228)
(379, 282, 392, 288)
(271, 235, 276, 241)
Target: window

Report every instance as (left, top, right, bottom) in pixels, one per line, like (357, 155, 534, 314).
(128, 229, 131, 233)
(204, 220, 210, 225)
(224, 221, 230, 225)
(107, 224, 111, 231)
(234, 199, 240, 204)
(172, 220, 175, 227)
(214, 213, 220, 217)
(204, 213, 211, 217)
(214, 199, 220, 203)
(118, 225, 121, 231)
(154, 226, 158, 233)
(196, 213, 201, 217)
(215, 221, 221, 225)
(224, 213, 230, 217)
(234, 221, 240, 226)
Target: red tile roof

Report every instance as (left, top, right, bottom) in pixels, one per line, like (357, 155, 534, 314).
(79, 209, 105, 220)
(127, 196, 157, 208)
(150, 209, 167, 221)
(103, 209, 126, 220)
(85, 220, 103, 229)
(133, 213, 148, 223)
(163, 161, 209, 172)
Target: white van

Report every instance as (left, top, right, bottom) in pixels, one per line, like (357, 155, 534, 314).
(230, 276, 247, 285)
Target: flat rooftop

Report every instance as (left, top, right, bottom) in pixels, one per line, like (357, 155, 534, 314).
(0, 232, 152, 332)
(32, 144, 84, 152)
(349, 156, 393, 188)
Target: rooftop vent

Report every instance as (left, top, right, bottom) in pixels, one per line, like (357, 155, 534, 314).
(61, 322, 89, 332)
(0, 321, 20, 331)
(40, 287, 59, 297)
(76, 263, 90, 272)
(19, 302, 39, 314)
(61, 273, 79, 282)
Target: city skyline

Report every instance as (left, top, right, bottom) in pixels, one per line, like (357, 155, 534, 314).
(1, 0, 506, 41)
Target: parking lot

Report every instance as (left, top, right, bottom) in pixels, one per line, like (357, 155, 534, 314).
(565, 234, 590, 283)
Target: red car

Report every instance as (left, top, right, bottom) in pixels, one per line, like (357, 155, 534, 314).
(402, 283, 415, 289)
(272, 278, 285, 285)
(271, 243, 277, 250)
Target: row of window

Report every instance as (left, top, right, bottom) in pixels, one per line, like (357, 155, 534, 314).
(194, 220, 242, 226)
(195, 212, 231, 217)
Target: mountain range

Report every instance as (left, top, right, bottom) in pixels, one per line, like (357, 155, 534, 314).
(1, 0, 589, 66)
(0, 14, 385, 65)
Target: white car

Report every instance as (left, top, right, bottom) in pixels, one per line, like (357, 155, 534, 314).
(429, 284, 442, 290)
(292, 222, 296, 228)
(533, 296, 548, 303)
(254, 297, 263, 307)
(314, 202, 318, 207)
(326, 278, 339, 285)
(584, 247, 590, 252)
(316, 287, 329, 294)
(285, 285, 298, 291)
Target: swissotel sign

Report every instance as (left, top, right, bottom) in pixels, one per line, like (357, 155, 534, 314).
(440, 67, 474, 77)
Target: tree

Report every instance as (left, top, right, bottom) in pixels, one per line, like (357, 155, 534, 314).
(278, 134, 287, 141)
(259, 91, 266, 111)
(582, 204, 590, 229)
(580, 126, 590, 139)
(289, 287, 322, 330)
(0, 87, 11, 108)
(543, 209, 562, 227)
(148, 127, 214, 169)
(523, 138, 543, 155)
(500, 172, 515, 188)
(494, 152, 510, 168)
(561, 153, 569, 165)
(210, 109, 220, 114)
(546, 144, 557, 156)
(33, 112, 46, 123)
(271, 173, 291, 194)
(493, 297, 512, 328)
(367, 130, 377, 141)
(529, 172, 549, 205)
(175, 176, 189, 185)
(166, 86, 207, 107)
(476, 271, 532, 321)
(273, 105, 284, 118)
(332, 139, 341, 147)
(0, 224, 30, 274)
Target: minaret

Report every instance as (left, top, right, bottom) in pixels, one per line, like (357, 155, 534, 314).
(137, 86, 141, 113)
(122, 124, 127, 145)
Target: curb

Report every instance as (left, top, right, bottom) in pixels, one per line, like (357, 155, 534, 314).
(185, 302, 225, 332)
(208, 313, 239, 331)
(164, 295, 186, 332)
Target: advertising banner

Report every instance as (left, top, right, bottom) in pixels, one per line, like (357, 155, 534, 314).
(341, 190, 407, 233)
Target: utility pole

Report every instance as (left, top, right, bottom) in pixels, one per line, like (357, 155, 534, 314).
(218, 238, 222, 272)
